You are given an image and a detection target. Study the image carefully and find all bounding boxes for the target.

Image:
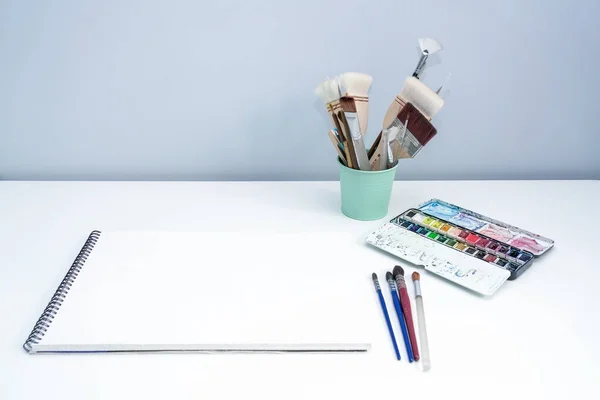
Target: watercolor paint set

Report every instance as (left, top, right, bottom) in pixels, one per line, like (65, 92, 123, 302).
(366, 199, 554, 296)
(417, 199, 554, 256)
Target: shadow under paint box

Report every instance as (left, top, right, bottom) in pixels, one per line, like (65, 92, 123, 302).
(339, 158, 398, 221)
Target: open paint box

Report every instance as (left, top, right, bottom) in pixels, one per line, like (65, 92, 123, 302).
(366, 199, 554, 295)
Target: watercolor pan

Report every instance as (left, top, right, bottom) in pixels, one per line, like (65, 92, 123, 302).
(418, 199, 554, 256)
(454, 242, 468, 251)
(431, 221, 443, 229)
(389, 209, 536, 280)
(484, 254, 498, 263)
(446, 239, 457, 247)
(496, 259, 508, 267)
(422, 217, 436, 225)
(466, 234, 480, 244)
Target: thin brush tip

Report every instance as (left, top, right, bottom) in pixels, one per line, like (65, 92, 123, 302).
(371, 272, 378, 281)
(412, 271, 420, 281)
(393, 265, 404, 277)
(386, 271, 393, 280)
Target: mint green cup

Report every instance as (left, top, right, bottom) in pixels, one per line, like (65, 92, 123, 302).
(339, 159, 398, 220)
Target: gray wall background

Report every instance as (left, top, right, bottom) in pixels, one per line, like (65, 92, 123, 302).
(1, 0, 599, 181)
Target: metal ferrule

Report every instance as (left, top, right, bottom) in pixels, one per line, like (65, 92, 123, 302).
(414, 280, 422, 297)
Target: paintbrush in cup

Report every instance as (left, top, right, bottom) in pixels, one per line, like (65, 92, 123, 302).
(369, 119, 402, 171)
(315, 78, 355, 168)
(328, 129, 348, 166)
(378, 124, 400, 171)
(315, 78, 343, 130)
(412, 37, 443, 79)
(381, 38, 443, 128)
(395, 102, 437, 159)
(339, 72, 373, 138)
(382, 77, 444, 128)
(333, 98, 370, 170)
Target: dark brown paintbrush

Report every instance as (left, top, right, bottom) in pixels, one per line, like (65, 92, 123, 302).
(394, 102, 437, 159)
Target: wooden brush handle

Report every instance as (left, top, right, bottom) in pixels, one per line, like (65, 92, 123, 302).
(369, 130, 386, 171)
(336, 111, 359, 169)
(330, 111, 354, 168)
(353, 97, 369, 138)
(368, 130, 382, 159)
(382, 96, 406, 129)
(328, 130, 347, 166)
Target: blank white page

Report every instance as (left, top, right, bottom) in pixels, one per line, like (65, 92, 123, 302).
(34, 231, 373, 353)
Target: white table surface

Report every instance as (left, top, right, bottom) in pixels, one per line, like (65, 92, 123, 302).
(1, 180, 599, 399)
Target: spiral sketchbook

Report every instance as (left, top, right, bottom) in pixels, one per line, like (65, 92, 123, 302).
(23, 231, 373, 354)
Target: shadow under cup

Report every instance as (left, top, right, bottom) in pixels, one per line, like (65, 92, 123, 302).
(338, 158, 398, 221)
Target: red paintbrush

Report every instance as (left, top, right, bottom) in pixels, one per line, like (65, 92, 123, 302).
(393, 265, 420, 361)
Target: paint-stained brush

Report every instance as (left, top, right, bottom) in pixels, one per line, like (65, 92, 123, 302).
(386, 271, 413, 362)
(393, 266, 420, 361)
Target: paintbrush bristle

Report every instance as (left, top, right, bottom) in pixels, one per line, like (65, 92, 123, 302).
(337, 97, 357, 112)
(399, 77, 444, 119)
(412, 272, 420, 281)
(398, 103, 437, 146)
(315, 78, 341, 105)
(418, 37, 443, 55)
(386, 271, 393, 281)
(372, 272, 378, 281)
(340, 72, 373, 97)
(393, 265, 405, 278)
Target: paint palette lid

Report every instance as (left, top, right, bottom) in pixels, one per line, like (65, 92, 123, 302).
(417, 199, 555, 256)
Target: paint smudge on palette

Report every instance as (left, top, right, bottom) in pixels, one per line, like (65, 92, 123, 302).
(420, 201, 460, 218)
(418, 198, 554, 256)
(510, 236, 547, 254)
(478, 224, 515, 242)
(449, 213, 486, 231)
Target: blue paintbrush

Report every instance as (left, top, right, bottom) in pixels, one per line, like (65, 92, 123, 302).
(386, 271, 414, 362)
(371, 273, 400, 360)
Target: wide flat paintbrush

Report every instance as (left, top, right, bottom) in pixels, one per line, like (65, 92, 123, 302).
(382, 77, 444, 128)
(332, 97, 369, 170)
(339, 72, 373, 138)
(394, 102, 437, 159)
(315, 78, 354, 168)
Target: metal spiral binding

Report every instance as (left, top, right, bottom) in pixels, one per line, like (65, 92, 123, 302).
(22, 230, 101, 353)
